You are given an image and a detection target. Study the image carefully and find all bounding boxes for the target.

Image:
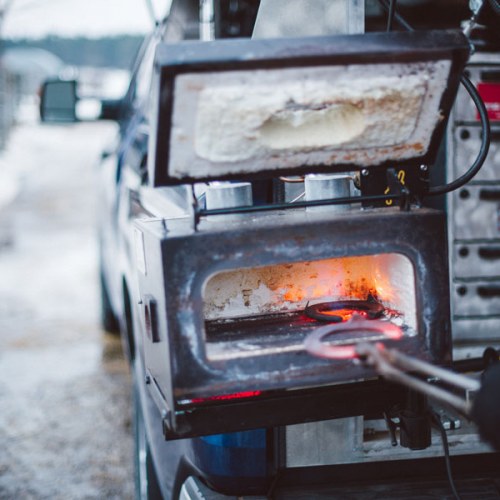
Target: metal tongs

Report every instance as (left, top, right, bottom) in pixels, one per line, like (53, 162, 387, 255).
(305, 322, 500, 450)
(355, 342, 481, 417)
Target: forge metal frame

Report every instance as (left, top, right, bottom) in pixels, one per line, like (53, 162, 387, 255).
(136, 207, 451, 438)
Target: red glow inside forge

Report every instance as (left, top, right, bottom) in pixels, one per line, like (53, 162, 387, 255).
(189, 390, 262, 405)
(319, 308, 369, 322)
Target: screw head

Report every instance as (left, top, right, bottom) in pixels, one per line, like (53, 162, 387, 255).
(361, 169, 369, 177)
(460, 129, 471, 141)
(420, 164, 428, 172)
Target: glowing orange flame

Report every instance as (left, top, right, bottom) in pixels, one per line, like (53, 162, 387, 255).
(279, 255, 398, 306)
(320, 308, 369, 322)
(283, 288, 305, 302)
(204, 252, 413, 322)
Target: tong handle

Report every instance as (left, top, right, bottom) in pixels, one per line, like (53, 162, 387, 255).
(356, 343, 480, 416)
(356, 343, 500, 451)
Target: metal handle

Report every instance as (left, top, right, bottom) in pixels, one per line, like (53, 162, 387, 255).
(478, 247, 500, 260)
(355, 343, 480, 416)
(477, 286, 500, 298)
(479, 189, 500, 201)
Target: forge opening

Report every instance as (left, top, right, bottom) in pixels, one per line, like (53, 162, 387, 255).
(202, 253, 417, 360)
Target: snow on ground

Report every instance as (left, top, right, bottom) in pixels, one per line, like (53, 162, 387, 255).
(0, 107, 134, 499)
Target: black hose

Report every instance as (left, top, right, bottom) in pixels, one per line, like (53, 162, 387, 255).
(378, 0, 414, 31)
(488, 0, 500, 14)
(386, 0, 397, 32)
(428, 73, 490, 196)
(432, 412, 462, 500)
(378, 0, 491, 197)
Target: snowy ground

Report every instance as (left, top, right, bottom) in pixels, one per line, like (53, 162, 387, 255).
(0, 110, 134, 499)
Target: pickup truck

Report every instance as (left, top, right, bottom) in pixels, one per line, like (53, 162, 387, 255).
(41, 1, 500, 499)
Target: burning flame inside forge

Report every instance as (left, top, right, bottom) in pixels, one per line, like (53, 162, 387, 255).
(204, 253, 417, 333)
(277, 260, 393, 305)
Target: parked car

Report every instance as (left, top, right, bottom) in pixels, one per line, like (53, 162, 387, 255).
(41, 1, 500, 499)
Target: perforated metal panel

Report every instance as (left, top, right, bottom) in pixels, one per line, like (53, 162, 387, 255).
(448, 52, 500, 348)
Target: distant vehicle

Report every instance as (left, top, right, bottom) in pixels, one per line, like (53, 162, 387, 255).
(40, 1, 500, 499)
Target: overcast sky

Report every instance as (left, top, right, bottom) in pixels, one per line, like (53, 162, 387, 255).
(3, 0, 172, 39)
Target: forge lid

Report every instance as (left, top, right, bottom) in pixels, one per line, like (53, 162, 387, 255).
(149, 29, 470, 186)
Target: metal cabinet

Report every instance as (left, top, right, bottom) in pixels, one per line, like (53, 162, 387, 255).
(448, 52, 500, 345)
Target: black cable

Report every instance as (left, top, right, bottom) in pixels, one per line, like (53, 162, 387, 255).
(429, 73, 491, 195)
(267, 468, 282, 500)
(386, 0, 397, 32)
(378, 0, 491, 197)
(431, 412, 462, 500)
(378, 0, 414, 31)
(488, 0, 500, 14)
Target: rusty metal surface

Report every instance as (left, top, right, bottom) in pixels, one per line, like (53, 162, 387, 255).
(136, 206, 451, 437)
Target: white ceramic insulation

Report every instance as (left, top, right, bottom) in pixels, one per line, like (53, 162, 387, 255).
(169, 60, 451, 179)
